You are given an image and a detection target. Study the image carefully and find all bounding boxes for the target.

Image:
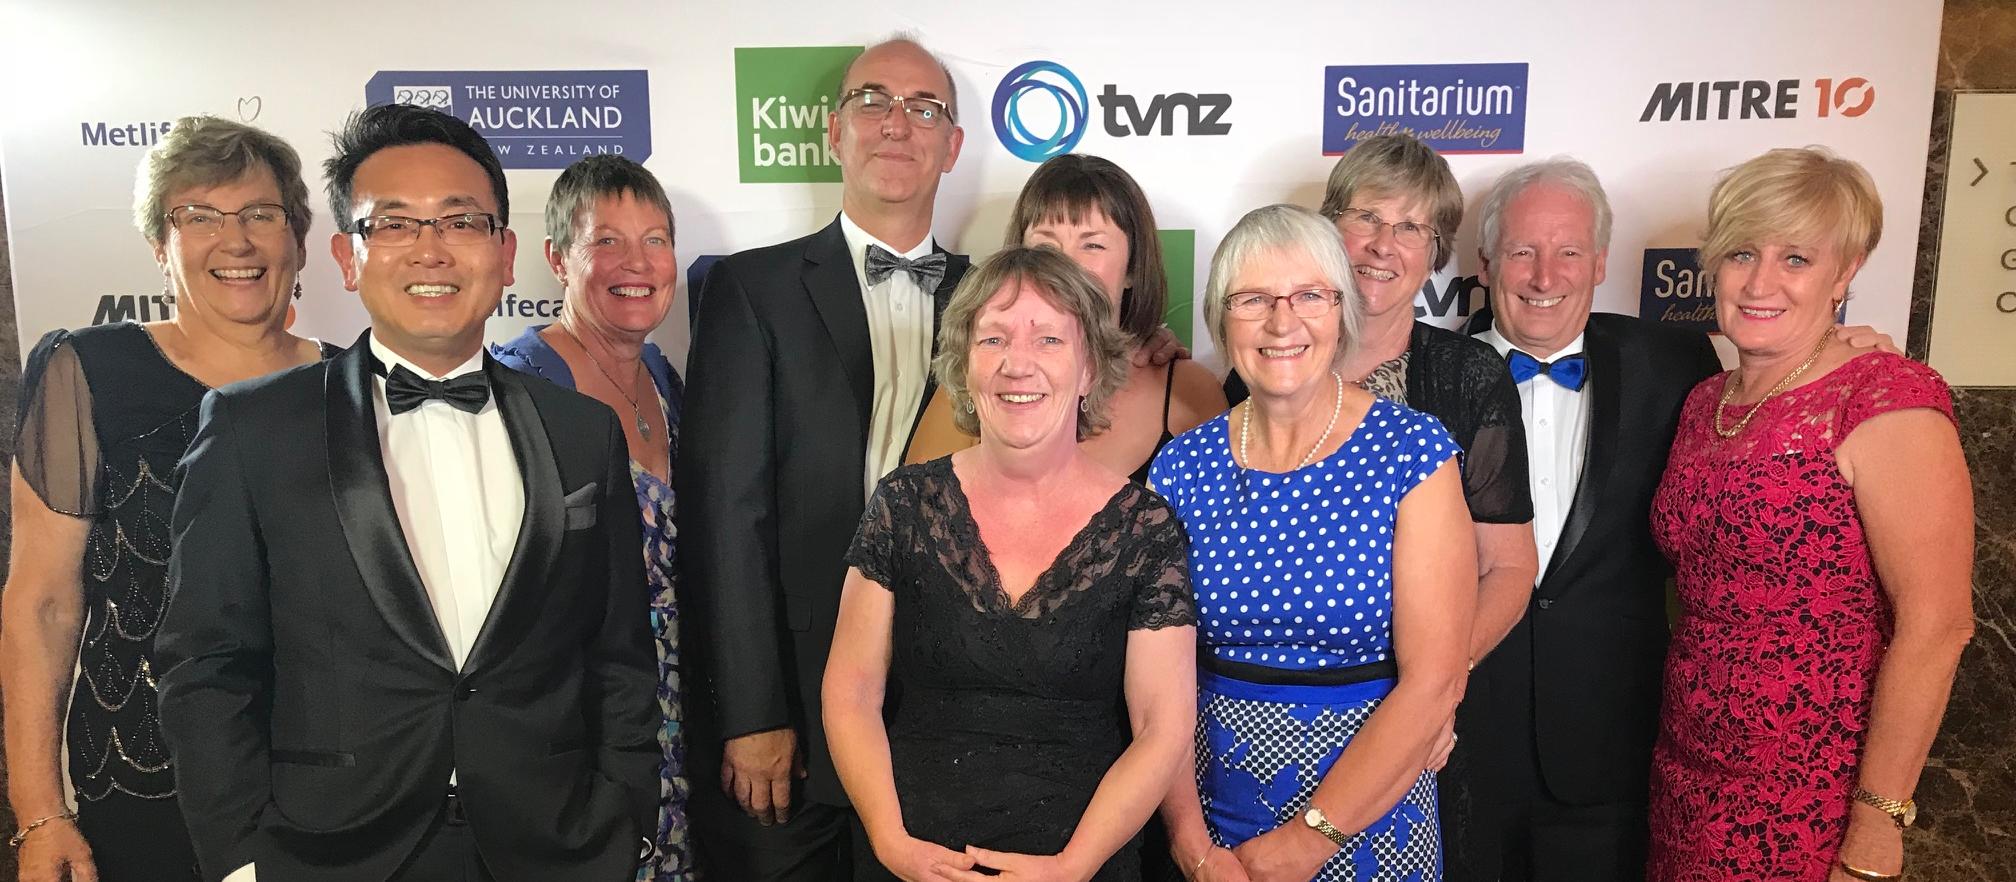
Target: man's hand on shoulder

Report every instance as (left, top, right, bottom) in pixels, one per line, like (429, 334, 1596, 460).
(721, 727, 804, 826)
(1132, 325, 1191, 368)
(1837, 324, 1902, 355)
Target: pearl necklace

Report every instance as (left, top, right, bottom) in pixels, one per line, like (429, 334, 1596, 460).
(1714, 325, 1835, 439)
(1240, 370, 1344, 471)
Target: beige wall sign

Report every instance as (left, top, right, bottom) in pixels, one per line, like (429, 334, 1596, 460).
(1929, 91, 2016, 387)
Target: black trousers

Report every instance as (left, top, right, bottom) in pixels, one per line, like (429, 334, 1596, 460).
(75, 791, 201, 882)
(390, 791, 495, 882)
(691, 778, 860, 882)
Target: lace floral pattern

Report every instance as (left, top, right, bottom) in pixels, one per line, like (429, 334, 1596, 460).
(1647, 352, 1955, 882)
(844, 457, 1193, 879)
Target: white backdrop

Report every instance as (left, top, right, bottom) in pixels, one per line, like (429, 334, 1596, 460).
(1, 0, 1942, 373)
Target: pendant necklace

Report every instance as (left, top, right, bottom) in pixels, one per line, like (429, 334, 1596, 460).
(561, 324, 653, 440)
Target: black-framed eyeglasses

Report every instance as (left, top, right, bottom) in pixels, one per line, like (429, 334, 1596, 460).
(1225, 288, 1343, 320)
(166, 203, 290, 237)
(839, 88, 954, 128)
(352, 213, 503, 246)
(1331, 208, 1439, 249)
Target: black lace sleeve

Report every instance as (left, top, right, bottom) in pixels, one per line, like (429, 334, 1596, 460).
(1126, 492, 1196, 630)
(845, 472, 905, 589)
(1406, 323, 1534, 525)
(15, 329, 101, 516)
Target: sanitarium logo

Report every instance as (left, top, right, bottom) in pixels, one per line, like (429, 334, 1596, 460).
(736, 46, 861, 183)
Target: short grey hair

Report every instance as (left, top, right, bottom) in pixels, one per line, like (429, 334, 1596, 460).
(134, 116, 313, 251)
(838, 34, 960, 121)
(1476, 157, 1613, 258)
(544, 155, 675, 256)
(1203, 204, 1363, 369)
(933, 246, 1131, 440)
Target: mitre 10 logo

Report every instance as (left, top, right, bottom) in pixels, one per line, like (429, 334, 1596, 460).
(1639, 77, 1874, 121)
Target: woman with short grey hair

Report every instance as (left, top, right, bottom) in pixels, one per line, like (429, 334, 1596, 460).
(1154, 205, 1475, 881)
(489, 153, 694, 881)
(2, 115, 331, 882)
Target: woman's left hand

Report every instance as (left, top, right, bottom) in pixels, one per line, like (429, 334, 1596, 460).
(933, 845, 1090, 882)
(1828, 808, 1904, 880)
(1231, 825, 1336, 882)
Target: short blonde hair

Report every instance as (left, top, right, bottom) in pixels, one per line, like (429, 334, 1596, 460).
(1316, 134, 1464, 271)
(933, 246, 1131, 439)
(134, 116, 313, 251)
(1202, 204, 1363, 370)
(1701, 147, 1883, 292)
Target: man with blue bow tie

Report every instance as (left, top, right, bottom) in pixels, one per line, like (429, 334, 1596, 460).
(1455, 158, 1720, 882)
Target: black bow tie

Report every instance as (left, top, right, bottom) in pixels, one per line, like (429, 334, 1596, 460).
(382, 363, 491, 415)
(864, 245, 948, 292)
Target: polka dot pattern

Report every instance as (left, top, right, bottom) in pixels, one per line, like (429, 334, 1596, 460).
(1150, 399, 1457, 671)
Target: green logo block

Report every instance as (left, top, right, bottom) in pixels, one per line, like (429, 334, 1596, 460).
(1158, 229, 1196, 348)
(736, 46, 860, 183)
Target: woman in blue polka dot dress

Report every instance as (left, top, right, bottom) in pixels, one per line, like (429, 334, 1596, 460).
(1151, 205, 1477, 882)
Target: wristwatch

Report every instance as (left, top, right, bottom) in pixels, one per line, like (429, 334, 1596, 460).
(1301, 806, 1351, 848)
(1852, 786, 1917, 829)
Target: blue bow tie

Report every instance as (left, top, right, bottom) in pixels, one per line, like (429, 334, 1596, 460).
(1506, 350, 1587, 391)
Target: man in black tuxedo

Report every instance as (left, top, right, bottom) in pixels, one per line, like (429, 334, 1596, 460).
(157, 104, 658, 882)
(1452, 158, 1721, 881)
(679, 37, 970, 881)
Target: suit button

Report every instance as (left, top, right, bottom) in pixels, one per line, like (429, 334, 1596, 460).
(1537, 598, 1554, 610)
(456, 684, 477, 701)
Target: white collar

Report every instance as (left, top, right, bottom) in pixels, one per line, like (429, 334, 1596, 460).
(1477, 323, 1586, 363)
(839, 210, 935, 263)
(369, 334, 485, 381)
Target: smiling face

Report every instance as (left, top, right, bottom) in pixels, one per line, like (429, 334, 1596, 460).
(1713, 237, 1857, 360)
(1483, 182, 1606, 356)
(1335, 190, 1433, 322)
(828, 41, 964, 213)
(153, 164, 304, 330)
(549, 191, 677, 344)
(967, 280, 1093, 453)
(1224, 246, 1344, 403)
(332, 143, 516, 371)
(1022, 207, 1129, 320)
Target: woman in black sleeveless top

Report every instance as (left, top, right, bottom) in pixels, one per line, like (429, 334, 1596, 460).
(2, 117, 333, 882)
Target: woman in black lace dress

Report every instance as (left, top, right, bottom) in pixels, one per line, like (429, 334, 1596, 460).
(824, 247, 1198, 882)
(0, 117, 331, 882)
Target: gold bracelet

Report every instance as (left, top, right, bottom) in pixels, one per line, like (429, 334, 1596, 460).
(1836, 859, 1902, 881)
(1190, 850, 1210, 878)
(8, 810, 78, 849)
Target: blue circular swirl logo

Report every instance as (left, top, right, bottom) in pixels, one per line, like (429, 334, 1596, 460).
(992, 60, 1088, 163)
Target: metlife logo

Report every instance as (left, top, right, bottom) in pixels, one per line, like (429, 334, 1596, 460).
(992, 60, 1232, 163)
(1324, 63, 1528, 155)
(1639, 77, 1875, 121)
(365, 70, 652, 169)
(735, 46, 860, 183)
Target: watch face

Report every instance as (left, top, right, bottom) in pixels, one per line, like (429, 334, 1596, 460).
(1902, 803, 1918, 826)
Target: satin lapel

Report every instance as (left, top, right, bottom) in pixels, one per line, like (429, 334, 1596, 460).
(804, 219, 874, 437)
(461, 358, 563, 676)
(904, 248, 969, 447)
(1544, 320, 1622, 585)
(323, 333, 455, 672)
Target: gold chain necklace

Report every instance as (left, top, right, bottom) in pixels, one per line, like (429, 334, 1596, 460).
(1713, 326, 1835, 438)
(1239, 370, 1344, 471)
(559, 324, 654, 440)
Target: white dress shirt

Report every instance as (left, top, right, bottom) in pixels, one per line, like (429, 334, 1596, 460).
(839, 211, 936, 501)
(225, 339, 527, 882)
(1474, 326, 1589, 575)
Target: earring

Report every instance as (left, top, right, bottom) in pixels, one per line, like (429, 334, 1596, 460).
(961, 396, 975, 413)
(1079, 397, 1089, 413)
(292, 280, 304, 300)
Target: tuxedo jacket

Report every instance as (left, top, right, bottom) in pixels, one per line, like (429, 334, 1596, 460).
(1459, 309, 1721, 805)
(679, 216, 969, 806)
(156, 334, 659, 882)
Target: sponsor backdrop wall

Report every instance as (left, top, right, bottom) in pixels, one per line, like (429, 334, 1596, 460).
(1, 1, 1941, 374)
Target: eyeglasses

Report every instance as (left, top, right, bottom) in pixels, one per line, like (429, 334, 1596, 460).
(352, 213, 503, 246)
(166, 203, 290, 237)
(839, 88, 954, 128)
(1225, 288, 1343, 320)
(1332, 208, 1439, 249)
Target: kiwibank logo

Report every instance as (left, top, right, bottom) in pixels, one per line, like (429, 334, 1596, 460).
(736, 46, 861, 183)
(994, 61, 1090, 163)
(365, 70, 651, 169)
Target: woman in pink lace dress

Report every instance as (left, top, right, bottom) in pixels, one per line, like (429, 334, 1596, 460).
(1648, 148, 1976, 882)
